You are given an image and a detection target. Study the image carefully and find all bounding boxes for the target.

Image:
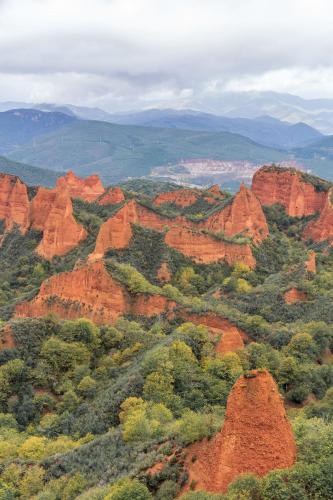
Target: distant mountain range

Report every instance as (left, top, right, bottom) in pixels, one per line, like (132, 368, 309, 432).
(1, 94, 333, 185)
(6, 119, 286, 183)
(0, 109, 76, 155)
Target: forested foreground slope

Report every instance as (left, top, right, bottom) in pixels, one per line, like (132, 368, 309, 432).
(0, 166, 332, 499)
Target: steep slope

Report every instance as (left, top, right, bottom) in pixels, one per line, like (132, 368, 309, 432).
(199, 184, 268, 243)
(15, 260, 176, 323)
(89, 200, 256, 267)
(252, 165, 329, 216)
(0, 173, 30, 233)
(30, 186, 87, 259)
(185, 370, 296, 493)
(98, 186, 125, 205)
(303, 188, 333, 243)
(56, 171, 105, 201)
(154, 188, 201, 207)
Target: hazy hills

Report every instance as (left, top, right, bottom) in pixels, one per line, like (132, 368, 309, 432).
(0, 156, 62, 186)
(6, 119, 286, 183)
(105, 109, 322, 150)
(0, 109, 76, 155)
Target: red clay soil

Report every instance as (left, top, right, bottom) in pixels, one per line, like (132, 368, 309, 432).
(56, 171, 105, 201)
(180, 311, 248, 354)
(0, 173, 30, 233)
(252, 166, 327, 217)
(153, 188, 200, 207)
(183, 370, 296, 494)
(98, 186, 125, 205)
(15, 260, 176, 324)
(284, 287, 308, 304)
(303, 188, 333, 244)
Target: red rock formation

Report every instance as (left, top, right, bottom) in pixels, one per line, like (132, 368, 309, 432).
(284, 287, 308, 304)
(91, 200, 256, 267)
(98, 186, 125, 205)
(154, 189, 199, 207)
(0, 173, 30, 233)
(180, 312, 248, 354)
(157, 262, 171, 282)
(56, 171, 105, 202)
(31, 186, 87, 260)
(200, 184, 269, 244)
(252, 166, 327, 217)
(184, 370, 296, 493)
(165, 226, 256, 267)
(207, 184, 224, 197)
(305, 250, 316, 273)
(303, 189, 333, 243)
(16, 261, 176, 324)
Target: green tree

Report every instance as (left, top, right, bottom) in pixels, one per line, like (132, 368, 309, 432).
(105, 478, 152, 500)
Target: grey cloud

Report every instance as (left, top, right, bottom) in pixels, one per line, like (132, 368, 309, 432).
(0, 0, 333, 109)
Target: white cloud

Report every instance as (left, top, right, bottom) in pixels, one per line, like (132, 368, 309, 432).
(0, 0, 333, 108)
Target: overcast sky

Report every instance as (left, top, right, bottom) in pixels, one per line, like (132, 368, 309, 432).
(1, 0, 333, 111)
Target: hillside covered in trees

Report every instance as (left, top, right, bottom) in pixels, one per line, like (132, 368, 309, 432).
(0, 166, 332, 499)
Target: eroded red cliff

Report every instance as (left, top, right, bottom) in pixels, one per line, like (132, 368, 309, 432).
(303, 189, 333, 244)
(56, 171, 105, 201)
(0, 173, 30, 233)
(157, 262, 172, 282)
(184, 370, 296, 493)
(305, 250, 316, 273)
(98, 186, 125, 205)
(165, 226, 256, 267)
(154, 188, 200, 207)
(199, 184, 269, 244)
(16, 260, 176, 323)
(284, 287, 308, 304)
(31, 186, 87, 260)
(252, 166, 327, 217)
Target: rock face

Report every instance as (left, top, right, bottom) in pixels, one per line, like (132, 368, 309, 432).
(303, 189, 333, 243)
(157, 262, 171, 282)
(98, 186, 125, 205)
(180, 312, 247, 354)
(252, 166, 327, 217)
(200, 184, 269, 244)
(154, 188, 200, 207)
(165, 226, 256, 267)
(31, 186, 87, 260)
(16, 261, 176, 324)
(284, 287, 308, 304)
(90, 200, 256, 267)
(0, 173, 30, 233)
(305, 250, 316, 273)
(0, 325, 15, 350)
(56, 171, 105, 202)
(185, 370, 296, 493)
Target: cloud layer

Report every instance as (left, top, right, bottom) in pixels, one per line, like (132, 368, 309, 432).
(0, 0, 333, 109)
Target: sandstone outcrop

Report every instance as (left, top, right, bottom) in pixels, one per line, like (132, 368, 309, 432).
(165, 226, 256, 267)
(199, 184, 269, 244)
(207, 184, 224, 197)
(16, 261, 176, 323)
(303, 189, 333, 244)
(154, 188, 200, 207)
(90, 199, 256, 267)
(305, 250, 316, 273)
(252, 166, 327, 217)
(0, 173, 30, 233)
(98, 186, 125, 205)
(284, 287, 308, 304)
(56, 171, 105, 201)
(31, 186, 87, 260)
(184, 370, 296, 493)
(157, 262, 171, 282)
(180, 312, 247, 354)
